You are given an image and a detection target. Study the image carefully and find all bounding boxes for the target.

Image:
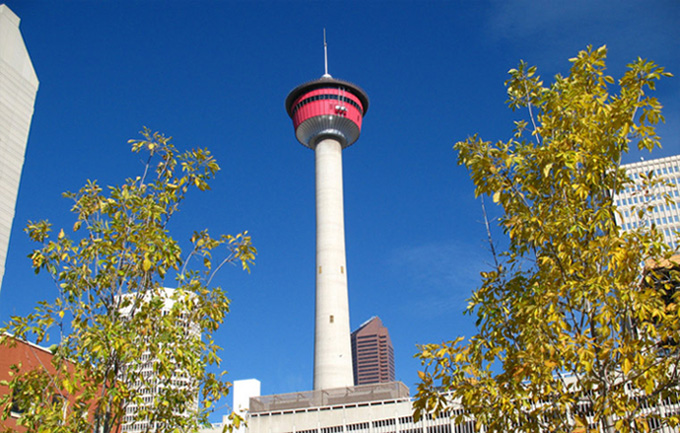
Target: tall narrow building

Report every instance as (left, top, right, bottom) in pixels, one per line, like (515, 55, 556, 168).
(0, 5, 39, 294)
(118, 288, 199, 433)
(351, 316, 395, 385)
(285, 39, 369, 391)
(614, 154, 680, 250)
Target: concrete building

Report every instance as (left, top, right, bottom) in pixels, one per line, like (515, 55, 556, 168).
(118, 288, 199, 433)
(614, 154, 680, 250)
(351, 317, 395, 386)
(242, 380, 680, 433)
(285, 39, 369, 391)
(234, 379, 262, 419)
(0, 4, 39, 294)
(246, 382, 469, 433)
(199, 379, 261, 433)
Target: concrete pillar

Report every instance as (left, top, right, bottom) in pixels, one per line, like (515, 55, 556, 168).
(313, 137, 353, 390)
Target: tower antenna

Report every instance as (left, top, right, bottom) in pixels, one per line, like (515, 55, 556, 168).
(323, 28, 331, 78)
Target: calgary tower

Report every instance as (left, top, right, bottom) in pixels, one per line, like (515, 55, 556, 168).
(285, 35, 369, 391)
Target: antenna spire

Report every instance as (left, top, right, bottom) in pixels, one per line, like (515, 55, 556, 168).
(322, 28, 331, 78)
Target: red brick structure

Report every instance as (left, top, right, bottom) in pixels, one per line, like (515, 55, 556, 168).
(351, 317, 395, 385)
(0, 336, 61, 432)
(0, 335, 119, 432)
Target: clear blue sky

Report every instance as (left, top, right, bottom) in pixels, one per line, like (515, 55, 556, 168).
(1, 0, 679, 419)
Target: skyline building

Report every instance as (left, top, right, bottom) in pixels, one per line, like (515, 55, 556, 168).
(118, 288, 199, 433)
(351, 316, 395, 385)
(285, 39, 369, 391)
(0, 4, 39, 294)
(614, 154, 680, 250)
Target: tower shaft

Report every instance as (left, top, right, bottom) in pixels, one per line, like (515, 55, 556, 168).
(313, 137, 353, 390)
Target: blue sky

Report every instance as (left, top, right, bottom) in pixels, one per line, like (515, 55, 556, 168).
(1, 0, 679, 419)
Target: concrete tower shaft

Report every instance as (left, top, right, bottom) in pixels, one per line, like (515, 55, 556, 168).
(313, 137, 352, 390)
(286, 75, 368, 391)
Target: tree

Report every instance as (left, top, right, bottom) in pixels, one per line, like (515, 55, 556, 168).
(414, 46, 679, 433)
(0, 128, 256, 433)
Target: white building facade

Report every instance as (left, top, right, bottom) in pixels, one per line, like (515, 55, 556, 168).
(118, 288, 200, 433)
(240, 381, 679, 433)
(0, 4, 39, 293)
(228, 382, 471, 433)
(614, 154, 680, 250)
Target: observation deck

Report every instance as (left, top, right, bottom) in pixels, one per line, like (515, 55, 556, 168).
(285, 76, 369, 148)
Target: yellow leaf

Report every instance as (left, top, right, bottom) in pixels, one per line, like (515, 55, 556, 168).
(493, 191, 501, 203)
(143, 257, 152, 272)
(622, 358, 632, 374)
(543, 163, 553, 178)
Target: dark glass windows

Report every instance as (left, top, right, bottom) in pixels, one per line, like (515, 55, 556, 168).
(292, 88, 363, 117)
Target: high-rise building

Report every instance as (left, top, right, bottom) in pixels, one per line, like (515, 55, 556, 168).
(285, 38, 369, 391)
(351, 316, 395, 385)
(118, 288, 199, 433)
(0, 5, 39, 294)
(614, 154, 680, 250)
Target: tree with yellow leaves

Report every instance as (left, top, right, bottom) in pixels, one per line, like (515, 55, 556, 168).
(1, 128, 256, 433)
(414, 46, 678, 433)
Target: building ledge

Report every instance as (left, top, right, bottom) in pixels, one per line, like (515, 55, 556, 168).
(249, 382, 409, 415)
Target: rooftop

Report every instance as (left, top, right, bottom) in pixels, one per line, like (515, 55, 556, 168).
(249, 382, 409, 414)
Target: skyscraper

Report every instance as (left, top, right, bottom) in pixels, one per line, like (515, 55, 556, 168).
(118, 288, 199, 433)
(0, 5, 39, 294)
(285, 39, 369, 391)
(614, 154, 680, 250)
(351, 316, 395, 385)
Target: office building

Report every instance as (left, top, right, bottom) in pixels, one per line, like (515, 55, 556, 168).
(118, 288, 199, 433)
(243, 379, 680, 433)
(614, 154, 680, 250)
(246, 382, 469, 433)
(0, 5, 39, 294)
(351, 316, 395, 385)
